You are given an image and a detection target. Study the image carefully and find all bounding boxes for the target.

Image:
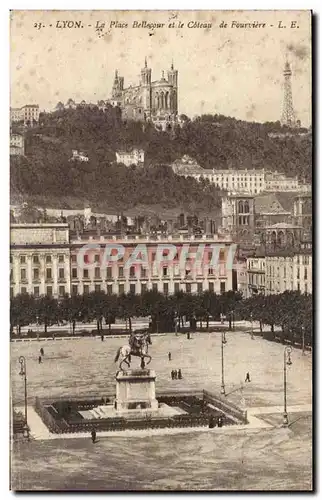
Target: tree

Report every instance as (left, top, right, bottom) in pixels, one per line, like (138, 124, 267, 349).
(10, 293, 36, 335)
(36, 296, 59, 334)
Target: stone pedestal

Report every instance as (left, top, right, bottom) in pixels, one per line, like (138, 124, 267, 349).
(115, 369, 158, 412)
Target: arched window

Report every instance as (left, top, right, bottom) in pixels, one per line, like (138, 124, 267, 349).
(277, 230, 284, 247)
(165, 91, 169, 109)
(271, 231, 277, 247)
(244, 201, 249, 213)
(238, 201, 244, 213)
(160, 91, 164, 109)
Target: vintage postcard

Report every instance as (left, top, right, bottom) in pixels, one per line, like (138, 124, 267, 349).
(10, 10, 312, 491)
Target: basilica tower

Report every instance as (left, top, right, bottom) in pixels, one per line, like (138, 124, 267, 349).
(167, 61, 178, 113)
(141, 57, 152, 117)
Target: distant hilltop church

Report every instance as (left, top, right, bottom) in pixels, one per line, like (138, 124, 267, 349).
(110, 58, 178, 131)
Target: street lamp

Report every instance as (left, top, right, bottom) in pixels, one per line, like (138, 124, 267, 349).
(18, 356, 29, 439)
(250, 312, 254, 340)
(302, 326, 305, 356)
(221, 331, 227, 395)
(283, 346, 293, 427)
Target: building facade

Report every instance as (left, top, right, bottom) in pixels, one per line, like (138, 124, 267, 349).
(111, 59, 178, 131)
(69, 233, 234, 296)
(10, 133, 25, 156)
(115, 148, 145, 167)
(10, 223, 71, 298)
(10, 105, 39, 126)
(265, 242, 312, 295)
(246, 254, 266, 297)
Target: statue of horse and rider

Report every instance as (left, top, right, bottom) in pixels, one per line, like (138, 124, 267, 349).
(114, 330, 152, 371)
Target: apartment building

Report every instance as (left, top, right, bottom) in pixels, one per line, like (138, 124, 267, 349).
(69, 233, 234, 296)
(10, 105, 39, 126)
(265, 242, 312, 295)
(10, 223, 71, 298)
(246, 254, 266, 296)
(115, 148, 145, 167)
(10, 133, 25, 156)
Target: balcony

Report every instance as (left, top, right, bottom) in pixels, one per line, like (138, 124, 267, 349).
(58, 278, 67, 283)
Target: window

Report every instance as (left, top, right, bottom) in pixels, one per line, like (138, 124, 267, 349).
(130, 266, 136, 278)
(84, 285, 89, 295)
(59, 286, 65, 297)
(197, 283, 203, 294)
(72, 268, 77, 279)
(304, 268, 308, 280)
(46, 255, 52, 264)
(209, 282, 214, 292)
(119, 266, 124, 278)
(141, 268, 147, 278)
(58, 255, 64, 263)
(71, 255, 77, 263)
(83, 269, 89, 279)
(163, 267, 168, 277)
(33, 255, 39, 264)
(303, 255, 310, 265)
(95, 284, 101, 293)
(163, 283, 169, 295)
(94, 254, 100, 263)
(297, 268, 300, 280)
(94, 267, 101, 279)
(33, 268, 39, 280)
(107, 284, 113, 295)
(106, 267, 112, 279)
(305, 283, 308, 294)
(130, 284, 136, 294)
(59, 268, 65, 279)
(152, 283, 158, 292)
(284, 268, 286, 279)
(220, 281, 226, 294)
(208, 268, 214, 275)
(119, 284, 125, 294)
(174, 283, 180, 293)
(186, 283, 191, 294)
(20, 269, 26, 280)
(21, 287, 27, 294)
(141, 283, 147, 294)
(33, 286, 40, 297)
(46, 286, 52, 296)
(72, 285, 78, 295)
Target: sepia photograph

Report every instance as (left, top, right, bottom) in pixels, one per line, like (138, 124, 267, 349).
(9, 9, 312, 491)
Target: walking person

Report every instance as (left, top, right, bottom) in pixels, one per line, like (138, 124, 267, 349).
(38, 355, 42, 364)
(178, 368, 182, 380)
(91, 428, 97, 443)
(40, 347, 44, 356)
(171, 370, 174, 380)
(101, 334, 104, 342)
(174, 369, 178, 380)
(245, 372, 251, 383)
(168, 352, 172, 361)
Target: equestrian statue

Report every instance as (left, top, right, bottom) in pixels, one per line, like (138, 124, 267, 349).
(114, 330, 152, 371)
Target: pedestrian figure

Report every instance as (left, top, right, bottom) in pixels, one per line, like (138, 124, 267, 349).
(178, 368, 182, 380)
(245, 372, 251, 383)
(174, 369, 178, 380)
(187, 332, 190, 340)
(218, 416, 223, 428)
(171, 370, 174, 380)
(168, 352, 172, 361)
(209, 415, 215, 428)
(91, 428, 96, 443)
(38, 355, 42, 364)
(101, 334, 104, 342)
(40, 347, 44, 356)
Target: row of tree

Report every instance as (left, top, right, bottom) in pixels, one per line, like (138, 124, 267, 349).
(10, 290, 243, 336)
(10, 290, 312, 342)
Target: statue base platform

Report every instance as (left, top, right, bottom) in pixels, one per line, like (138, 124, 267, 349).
(115, 369, 158, 412)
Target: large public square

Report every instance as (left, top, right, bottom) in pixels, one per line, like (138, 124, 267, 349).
(10, 330, 312, 491)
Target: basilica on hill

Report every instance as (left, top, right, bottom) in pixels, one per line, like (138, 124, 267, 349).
(110, 58, 178, 131)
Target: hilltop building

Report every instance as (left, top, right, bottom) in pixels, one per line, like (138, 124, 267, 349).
(10, 133, 25, 156)
(115, 148, 145, 167)
(10, 105, 39, 126)
(110, 58, 178, 131)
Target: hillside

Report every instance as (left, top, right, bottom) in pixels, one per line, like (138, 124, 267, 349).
(10, 107, 312, 214)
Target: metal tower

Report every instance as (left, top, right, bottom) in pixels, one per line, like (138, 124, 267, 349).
(281, 60, 296, 127)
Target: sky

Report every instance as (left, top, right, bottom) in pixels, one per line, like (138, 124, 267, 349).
(10, 10, 311, 126)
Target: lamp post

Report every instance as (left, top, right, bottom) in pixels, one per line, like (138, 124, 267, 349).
(283, 346, 293, 427)
(18, 356, 29, 439)
(221, 331, 227, 395)
(302, 326, 305, 356)
(250, 312, 254, 340)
